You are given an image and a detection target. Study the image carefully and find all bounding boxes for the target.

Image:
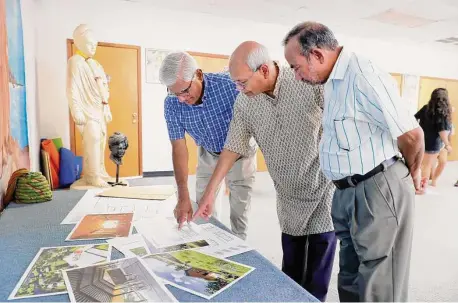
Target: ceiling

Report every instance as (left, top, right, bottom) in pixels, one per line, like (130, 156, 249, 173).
(121, 0, 458, 50)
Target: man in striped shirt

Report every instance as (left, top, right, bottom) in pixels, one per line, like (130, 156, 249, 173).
(284, 22, 425, 302)
(159, 51, 256, 240)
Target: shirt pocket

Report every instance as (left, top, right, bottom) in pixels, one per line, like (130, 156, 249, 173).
(334, 118, 372, 151)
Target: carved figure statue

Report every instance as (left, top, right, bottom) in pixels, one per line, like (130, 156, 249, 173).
(67, 24, 112, 188)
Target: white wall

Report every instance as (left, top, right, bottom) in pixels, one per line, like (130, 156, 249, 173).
(21, 0, 39, 172)
(35, 0, 458, 172)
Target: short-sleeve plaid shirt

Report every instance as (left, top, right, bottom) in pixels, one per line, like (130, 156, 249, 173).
(164, 73, 239, 153)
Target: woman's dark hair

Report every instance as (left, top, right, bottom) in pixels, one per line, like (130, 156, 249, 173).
(427, 88, 452, 124)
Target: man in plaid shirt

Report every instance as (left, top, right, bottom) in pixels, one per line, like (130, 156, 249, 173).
(159, 51, 256, 240)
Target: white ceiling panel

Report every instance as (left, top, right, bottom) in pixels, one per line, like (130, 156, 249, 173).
(116, 0, 458, 49)
(394, 1, 458, 20)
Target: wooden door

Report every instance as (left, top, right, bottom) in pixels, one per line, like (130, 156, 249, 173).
(67, 40, 142, 177)
(442, 80, 458, 160)
(186, 52, 268, 174)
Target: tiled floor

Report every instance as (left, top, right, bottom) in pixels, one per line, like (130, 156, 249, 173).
(137, 161, 458, 301)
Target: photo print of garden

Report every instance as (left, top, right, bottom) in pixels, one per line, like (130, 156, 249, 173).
(142, 249, 254, 299)
(9, 244, 110, 299)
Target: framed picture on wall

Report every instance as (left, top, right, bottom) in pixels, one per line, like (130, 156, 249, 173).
(145, 48, 172, 84)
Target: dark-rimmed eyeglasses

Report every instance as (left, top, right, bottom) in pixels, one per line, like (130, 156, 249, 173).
(233, 65, 261, 90)
(168, 74, 196, 97)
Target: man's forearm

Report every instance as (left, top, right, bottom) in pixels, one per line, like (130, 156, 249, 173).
(398, 127, 425, 174)
(172, 142, 189, 198)
(204, 149, 240, 196)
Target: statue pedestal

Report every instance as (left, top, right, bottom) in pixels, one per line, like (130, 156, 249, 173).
(108, 164, 128, 187)
(70, 176, 129, 190)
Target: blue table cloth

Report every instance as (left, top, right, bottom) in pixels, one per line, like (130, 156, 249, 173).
(0, 190, 318, 302)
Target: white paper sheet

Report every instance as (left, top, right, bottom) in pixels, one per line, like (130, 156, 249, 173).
(107, 234, 151, 257)
(197, 223, 253, 258)
(61, 190, 176, 225)
(144, 237, 210, 254)
(135, 217, 205, 248)
(61, 189, 103, 224)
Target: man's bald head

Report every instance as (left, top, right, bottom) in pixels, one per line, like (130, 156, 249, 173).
(229, 41, 271, 75)
(228, 41, 277, 97)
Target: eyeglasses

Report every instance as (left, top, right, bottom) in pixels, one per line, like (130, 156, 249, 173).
(168, 74, 195, 97)
(233, 66, 261, 90)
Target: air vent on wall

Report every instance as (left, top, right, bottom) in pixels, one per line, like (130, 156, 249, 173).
(436, 37, 458, 45)
(365, 9, 437, 28)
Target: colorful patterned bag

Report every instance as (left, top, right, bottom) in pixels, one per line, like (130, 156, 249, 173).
(4, 169, 52, 205)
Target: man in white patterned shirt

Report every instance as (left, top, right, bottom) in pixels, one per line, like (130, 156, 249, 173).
(284, 22, 425, 302)
(193, 41, 336, 302)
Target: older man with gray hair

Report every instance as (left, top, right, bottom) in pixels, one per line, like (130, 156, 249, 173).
(159, 51, 256, 240)
(193, 41, 336, 302)
(283, 22, 424, 302)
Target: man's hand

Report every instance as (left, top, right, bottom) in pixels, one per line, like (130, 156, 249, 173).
(398, 127, 425, 195)
(174, 196, 193, 229)
(445, 144, 453, 154)
(412, 169, 426, 195)
(192, 191, 215, 221)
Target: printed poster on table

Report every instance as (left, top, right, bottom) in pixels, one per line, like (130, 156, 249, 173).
(107, 234, 152, 258)
(63, 257, 177, 303)
(142, 250, 254, 299)
(66, 213, 134, 241)
(8, 244, 111, 300)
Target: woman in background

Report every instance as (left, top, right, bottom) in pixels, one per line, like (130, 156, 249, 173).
(431, 122, 454, 186)
(415, 88, 453, 187)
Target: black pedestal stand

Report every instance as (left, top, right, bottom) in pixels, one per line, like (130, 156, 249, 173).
(108, 164, 127, 186)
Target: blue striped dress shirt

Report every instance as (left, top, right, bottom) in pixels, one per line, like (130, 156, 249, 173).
(320, 48, 419, 180)
(164, 73, 239, 153)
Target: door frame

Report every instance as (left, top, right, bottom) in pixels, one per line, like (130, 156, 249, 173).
(66, 39, 143, 175)
(188, 51, 229, 60)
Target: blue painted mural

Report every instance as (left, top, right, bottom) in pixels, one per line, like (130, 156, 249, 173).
(0, 0, 29, 208)
(6, 0, 28, 149)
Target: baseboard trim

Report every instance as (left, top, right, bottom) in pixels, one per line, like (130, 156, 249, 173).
(143, 171, 174, 178)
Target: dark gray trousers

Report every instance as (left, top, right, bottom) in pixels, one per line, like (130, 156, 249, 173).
(332, 160, 415, 302)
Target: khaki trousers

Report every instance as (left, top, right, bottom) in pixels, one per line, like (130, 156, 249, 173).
(196, 146, 256, 240)
(332, 160, 415, 302)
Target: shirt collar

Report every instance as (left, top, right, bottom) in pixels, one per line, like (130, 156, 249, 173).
(197, 73, 210, 107)
(271, 61, 284, 98)
(184, 73, 208, 108)
(327, 47, 351, 82)
(257, 61, 283, 103)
